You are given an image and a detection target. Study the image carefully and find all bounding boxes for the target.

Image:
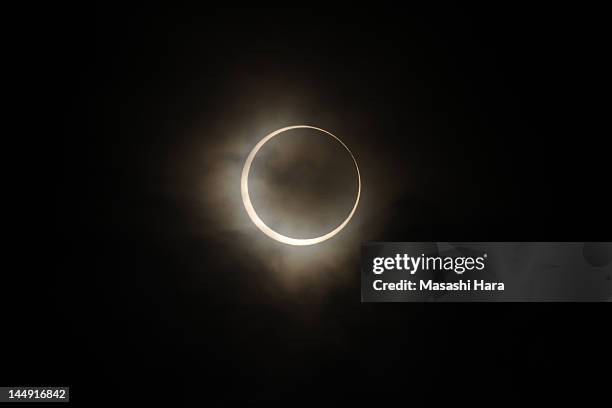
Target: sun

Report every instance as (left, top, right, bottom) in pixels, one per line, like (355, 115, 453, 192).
(241, 125, 361, 246)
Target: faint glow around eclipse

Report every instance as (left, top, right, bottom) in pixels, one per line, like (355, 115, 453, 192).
(241, 125, 361, 246)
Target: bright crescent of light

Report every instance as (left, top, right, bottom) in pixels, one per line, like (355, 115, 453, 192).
(241, 125, 361, 246)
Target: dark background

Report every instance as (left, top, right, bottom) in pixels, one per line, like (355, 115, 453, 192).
(8, 5, 610, 406)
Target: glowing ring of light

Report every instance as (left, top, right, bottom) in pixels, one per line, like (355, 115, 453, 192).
(241, 125, 361, 246)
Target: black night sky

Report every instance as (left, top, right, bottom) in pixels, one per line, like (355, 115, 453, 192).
(8, 5, 610, 407)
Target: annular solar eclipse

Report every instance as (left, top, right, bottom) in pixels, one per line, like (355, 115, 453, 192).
(241, 125, 361, 246)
